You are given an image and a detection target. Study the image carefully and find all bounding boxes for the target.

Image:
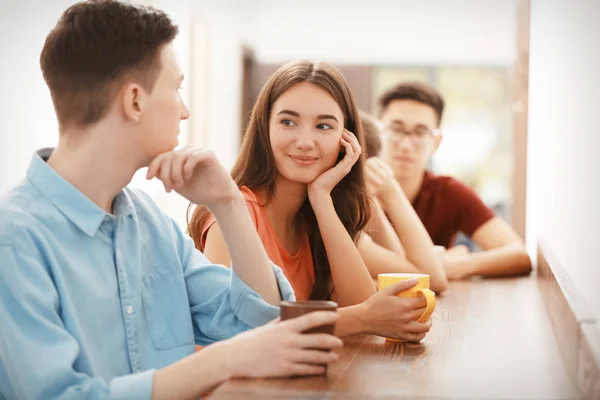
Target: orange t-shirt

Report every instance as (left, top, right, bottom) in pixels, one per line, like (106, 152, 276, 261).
(199, 186, 315, 300)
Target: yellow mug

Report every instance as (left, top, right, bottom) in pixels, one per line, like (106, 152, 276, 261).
(377, 273, 436, 342)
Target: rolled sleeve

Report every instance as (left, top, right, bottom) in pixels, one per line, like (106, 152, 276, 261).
(182, 236, 296, 345)
(174, 210, 297, 345)
(185, 252, 297, 345)
(109, 370, 155, 400)
(230, 263, 296, 328)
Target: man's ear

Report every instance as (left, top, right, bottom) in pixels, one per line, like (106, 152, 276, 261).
(431, 131, 443, 154)
(121, 83, 145, 123)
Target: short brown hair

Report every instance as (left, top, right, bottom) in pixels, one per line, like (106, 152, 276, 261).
(40, 0, 178, 130)
(377, 82, 445, 125)
(359, 110, 382, 158)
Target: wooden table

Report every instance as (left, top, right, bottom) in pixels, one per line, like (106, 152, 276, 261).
(210, 277, 580, 399)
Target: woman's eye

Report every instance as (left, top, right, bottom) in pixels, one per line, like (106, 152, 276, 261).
(317, 123, 333, 131)
(281, 119, 297, 127)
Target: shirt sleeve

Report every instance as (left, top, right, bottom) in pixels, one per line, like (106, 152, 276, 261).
(0, 246, 154, 400)
(445, 178, 495, 237)
(172, 220, 295, 346)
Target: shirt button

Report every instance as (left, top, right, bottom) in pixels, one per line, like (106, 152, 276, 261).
(126, 306, 133, 314)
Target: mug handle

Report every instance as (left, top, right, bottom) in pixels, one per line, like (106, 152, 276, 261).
(414, 288, 436, 323)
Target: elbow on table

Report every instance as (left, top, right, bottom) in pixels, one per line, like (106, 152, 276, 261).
(515, 249, 533, 276)
(431, 275, 448, 294)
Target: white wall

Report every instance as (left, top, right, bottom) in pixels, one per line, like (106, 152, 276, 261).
(0, 0, 517, 229)
(245, 0, 516, 65)
(0, 0, 246, 228)
(189, 0, 247, 169)
(0, 1, 72, 194)
(155, 0, 248, 226)
(527, 0, 600, 320)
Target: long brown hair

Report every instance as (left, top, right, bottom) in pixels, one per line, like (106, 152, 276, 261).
(188, 60, 370, 300)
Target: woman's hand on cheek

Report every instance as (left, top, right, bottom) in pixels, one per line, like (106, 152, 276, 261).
(307, 129, 361, 202)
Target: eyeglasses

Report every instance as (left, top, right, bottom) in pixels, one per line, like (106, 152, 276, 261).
(382, 124, 440, 147)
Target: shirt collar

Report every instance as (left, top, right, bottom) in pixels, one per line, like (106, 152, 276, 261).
(26, 148, 136, 237)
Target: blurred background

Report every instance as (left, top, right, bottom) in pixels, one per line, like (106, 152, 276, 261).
(0, 0, 522, 232)
(0, 0, 598, 319)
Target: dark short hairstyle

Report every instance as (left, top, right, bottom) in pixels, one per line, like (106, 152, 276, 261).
(40, 0, 179, 130)
(377, 81, 445, 126)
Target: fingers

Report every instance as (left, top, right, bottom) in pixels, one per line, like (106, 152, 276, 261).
(290, 349, 339, 365)
(367, 160, 385, 180)
(181, 150, 206, 181)
(158, 154, 174, 192)
(334, 131, 360, 177)
(343, 130, 361, 161)
(182, 152, 199, 181)
(404, 318, 433, 334)
(285, 363, 326, 377)
(147, 148, 216, 193)
(330, 137, 354, 179)
(340, 135, 355, 165)
(379, 278, 419, 296)
(146, 152, 169, 180)
(403, 331, 428, 343)
(366, 167, 383, 189)
(381, 160, 395, 176)
(405, 305, 428, 321)
(367, 157, 394, 180)
(419, 318, 433, 332)
(170, 153, 186, 189)
(366, 157, 384, 172)
(390, 295, 426, 316)
(147, 149, 190, 190)
(182, 149, 216, 181)
(296, 333, 344, 351)
(405, 319, 432, 342)
(282, 311, 339, 333)
(392, 319, 432, 342)
(410, 294, 428, 309)
(182, 156, 195, 181)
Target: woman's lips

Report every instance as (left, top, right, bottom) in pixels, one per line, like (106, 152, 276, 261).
(289, 155, 319, 166)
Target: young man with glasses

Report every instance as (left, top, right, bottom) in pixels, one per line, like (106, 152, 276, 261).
(356, 111, 448, 293)
(376, 82, 531, 280)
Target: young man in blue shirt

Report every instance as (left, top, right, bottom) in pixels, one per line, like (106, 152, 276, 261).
(0, 1, 345, 399)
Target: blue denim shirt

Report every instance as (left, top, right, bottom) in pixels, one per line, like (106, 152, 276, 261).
(0, 149, 295, 400)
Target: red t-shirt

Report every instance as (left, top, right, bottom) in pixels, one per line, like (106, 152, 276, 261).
(412, 171, 495, 247)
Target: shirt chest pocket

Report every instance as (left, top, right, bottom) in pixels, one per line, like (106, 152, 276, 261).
(142, 260, 195, 350)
